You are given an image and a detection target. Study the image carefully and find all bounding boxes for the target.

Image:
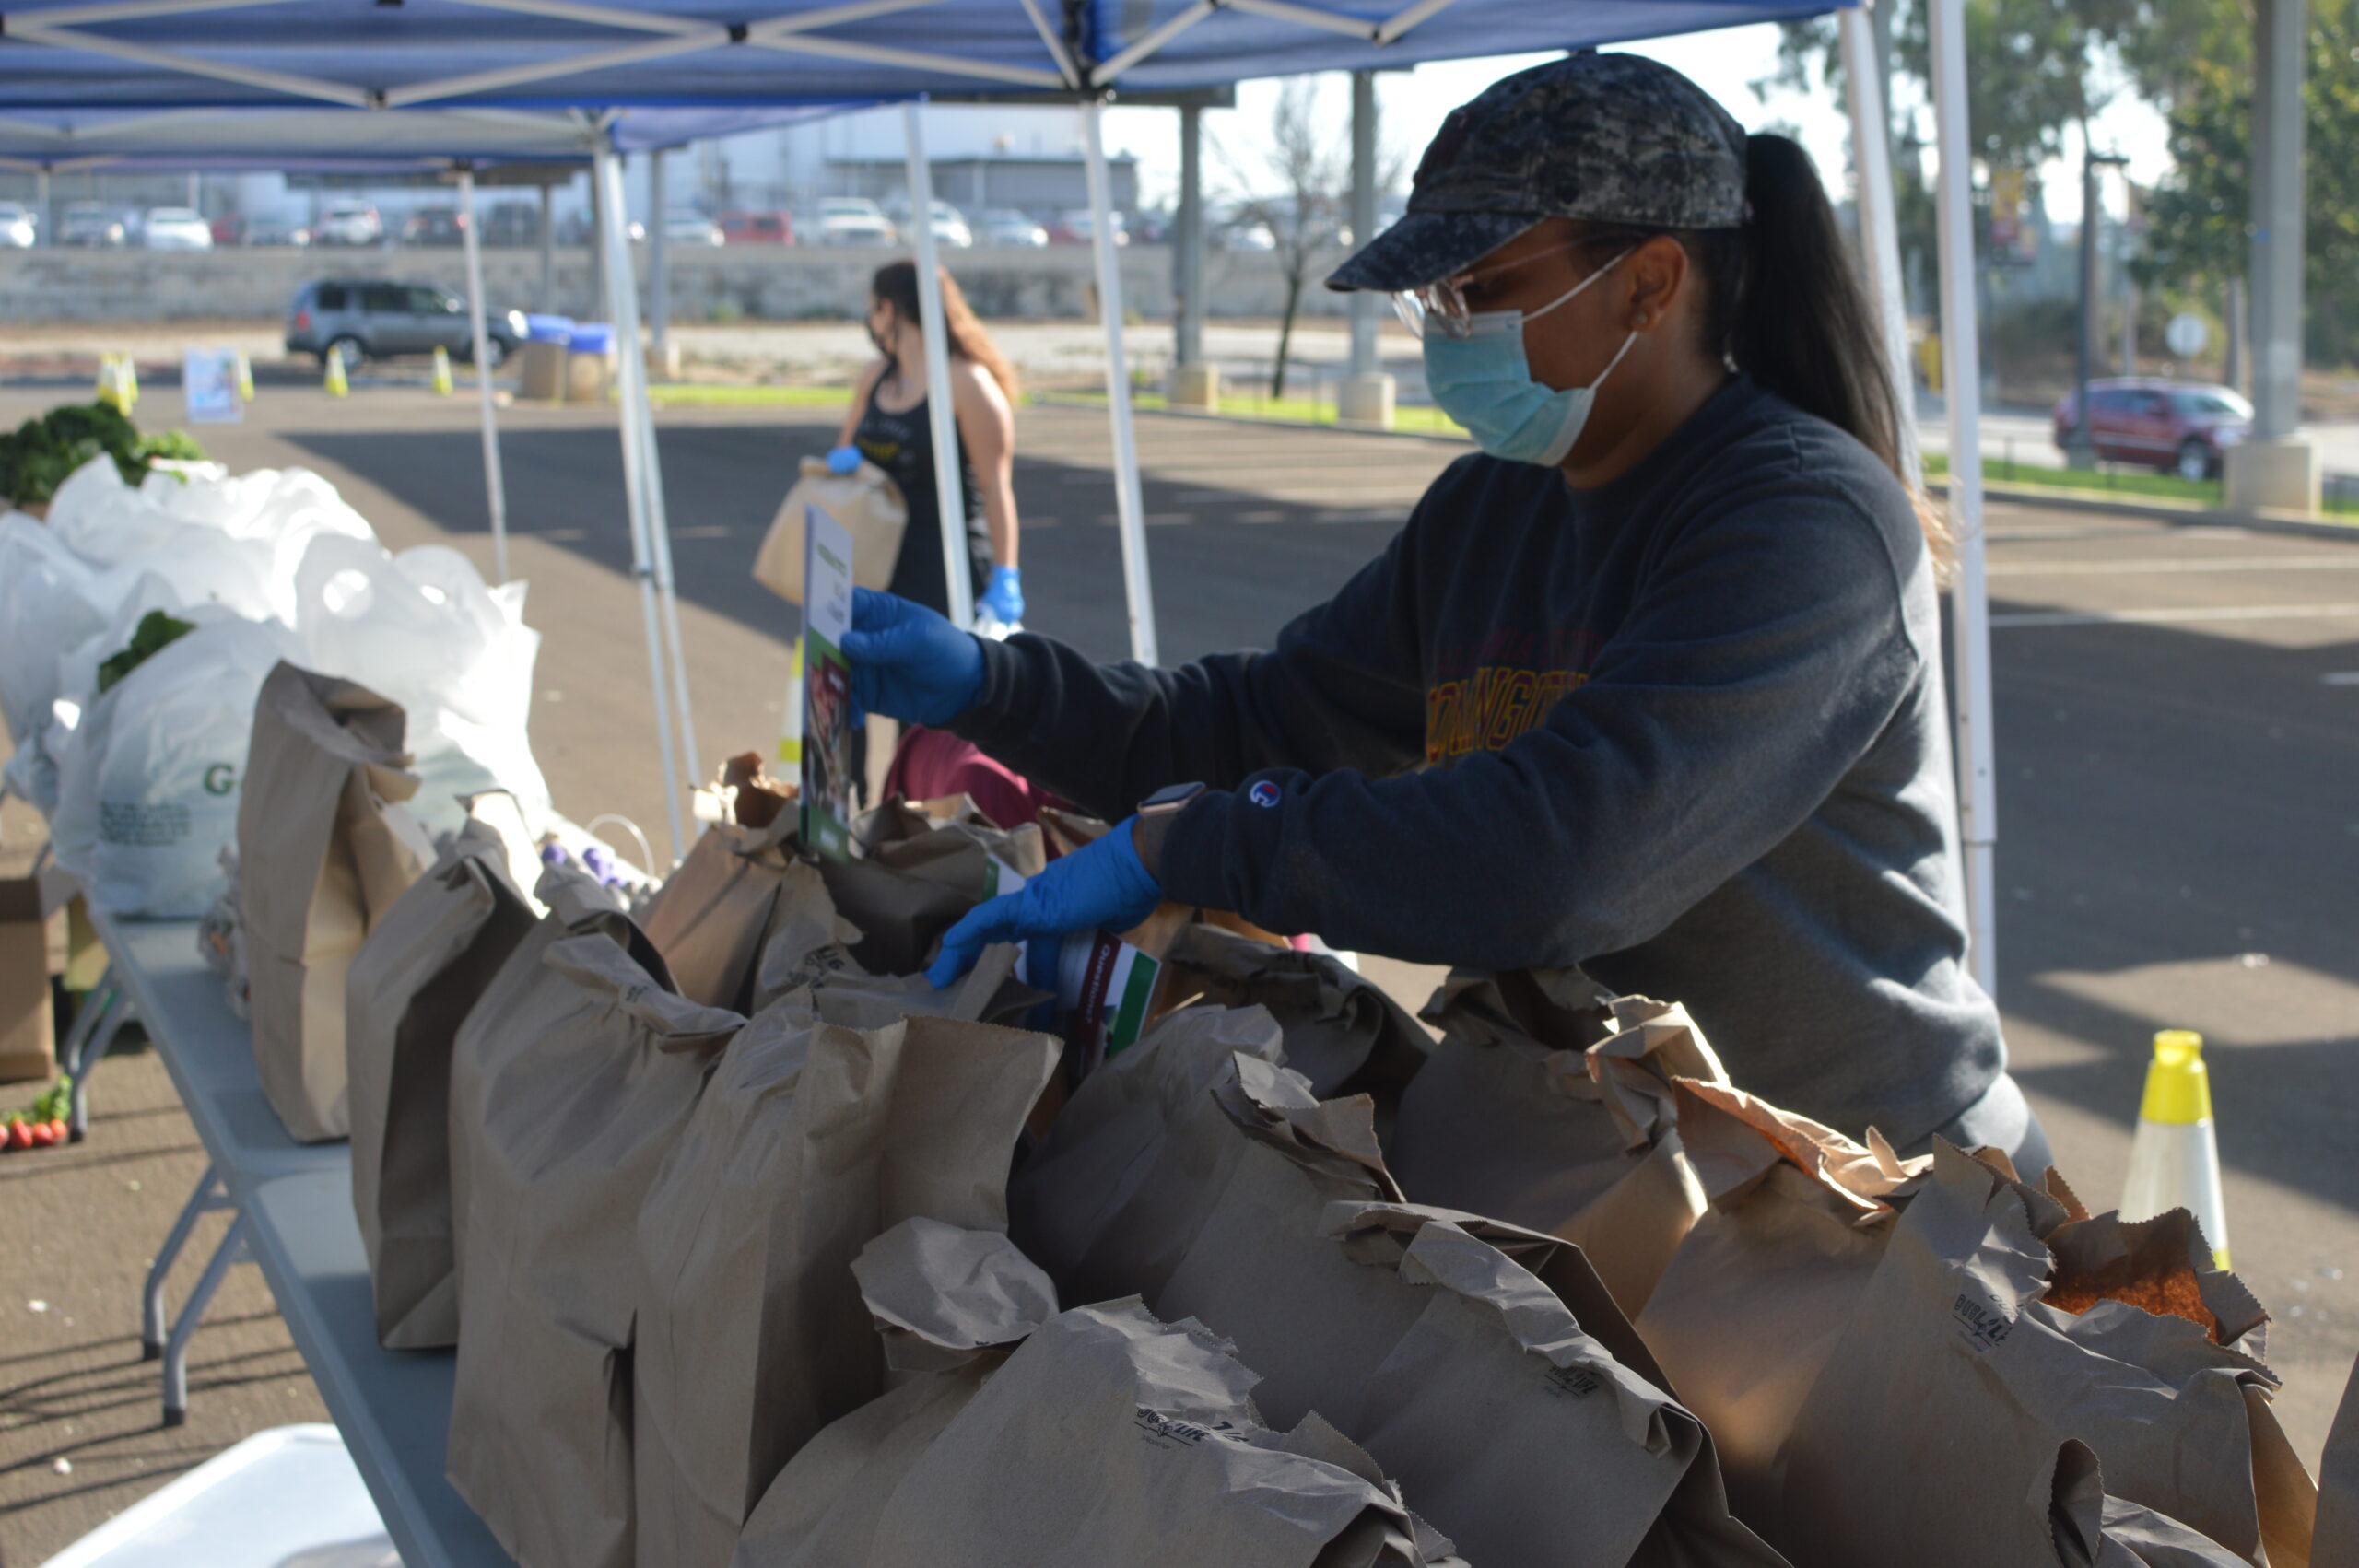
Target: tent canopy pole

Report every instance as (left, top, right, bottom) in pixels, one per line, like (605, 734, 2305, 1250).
(1081, 98, 1157, 666)
(455, 165, 511, 584)
(593, 142, 687, 864)
(1928, 0, 1998, 997)
(1838, 5, 1919, 487)
(902, 99, 977, 631)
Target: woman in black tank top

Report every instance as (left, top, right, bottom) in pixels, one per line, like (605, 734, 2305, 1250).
(832, 261, 1024, 626)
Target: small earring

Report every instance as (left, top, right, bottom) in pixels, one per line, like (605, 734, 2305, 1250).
(1630, 312, 1649, 330)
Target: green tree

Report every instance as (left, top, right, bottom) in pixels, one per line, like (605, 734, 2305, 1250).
(2137, 0, 2359, 365)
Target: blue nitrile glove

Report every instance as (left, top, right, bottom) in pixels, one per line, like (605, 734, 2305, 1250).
(839, 587, 985, 727)
(980, 565, 1025, 626)
(826, 443, 863, 475)
(927, 816, 1161, 988)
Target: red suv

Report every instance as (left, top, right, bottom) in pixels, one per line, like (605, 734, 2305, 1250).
(2051, 378, 2252, 480)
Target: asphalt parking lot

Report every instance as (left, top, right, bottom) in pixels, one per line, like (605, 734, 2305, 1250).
(1, 385, 2353, 1560)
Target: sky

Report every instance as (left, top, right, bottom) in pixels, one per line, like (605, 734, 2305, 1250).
(1095, 27, 2172, 228)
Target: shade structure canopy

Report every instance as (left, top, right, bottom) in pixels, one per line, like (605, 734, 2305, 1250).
(0, 103, 859, 169)
(0, 0, 1851, 112)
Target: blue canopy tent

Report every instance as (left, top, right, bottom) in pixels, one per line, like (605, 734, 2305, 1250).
(0, 0, 2000, 989)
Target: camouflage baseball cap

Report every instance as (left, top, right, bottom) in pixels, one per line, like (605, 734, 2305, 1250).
(1327, 52, 1748, 294)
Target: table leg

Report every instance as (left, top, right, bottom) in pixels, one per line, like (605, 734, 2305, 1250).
(142, 1163, 229, 1361)
(161, 1210, 249, 1429)
(53, 970, 114, 1081)
(68, 983, 135, 1144)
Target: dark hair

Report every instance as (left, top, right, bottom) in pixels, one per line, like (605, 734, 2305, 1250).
(1584, 134, 1944, 564)
(870, 260, 1019, 402)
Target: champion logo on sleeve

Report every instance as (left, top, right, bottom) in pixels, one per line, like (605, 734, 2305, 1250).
(1248, 781, 1281, 808)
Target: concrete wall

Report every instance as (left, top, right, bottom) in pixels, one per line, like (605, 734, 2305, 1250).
(0, 243, 1357, 325)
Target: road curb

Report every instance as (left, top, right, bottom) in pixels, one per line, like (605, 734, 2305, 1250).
(1927, 480, 2358, 544)
(1035, 392, 1475, 447)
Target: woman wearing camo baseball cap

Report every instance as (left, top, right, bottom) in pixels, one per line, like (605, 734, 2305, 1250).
(846, 52, 2049, 1173)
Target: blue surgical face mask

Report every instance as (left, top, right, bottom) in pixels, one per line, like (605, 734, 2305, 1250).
(1420, 250, 1637, 467)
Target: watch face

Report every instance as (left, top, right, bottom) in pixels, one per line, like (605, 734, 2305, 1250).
(1141, 782, 1203, 812)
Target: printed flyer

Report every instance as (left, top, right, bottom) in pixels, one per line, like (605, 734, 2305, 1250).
(799, 504, 856, 860)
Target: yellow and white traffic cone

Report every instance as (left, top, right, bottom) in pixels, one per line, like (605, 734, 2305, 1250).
(431, 344, 454, 396)
(120, 354, 138, 412)
(2119, 1029, 2231, 1269)
(323, 348, 349, 399)
(97, 353, 127, 413)
(235, 350, 254, 403)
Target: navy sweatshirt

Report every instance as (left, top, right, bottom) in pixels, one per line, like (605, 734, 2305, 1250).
(951, 378, 2004, 1147)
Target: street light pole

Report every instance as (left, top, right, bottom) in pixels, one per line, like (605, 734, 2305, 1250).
(2070, 144, 2129, 469)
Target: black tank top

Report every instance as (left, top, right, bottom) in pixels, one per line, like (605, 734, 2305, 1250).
(851, 366, 992, 618)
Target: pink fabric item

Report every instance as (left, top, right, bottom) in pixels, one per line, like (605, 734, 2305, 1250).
(885, 726, 1065, 841)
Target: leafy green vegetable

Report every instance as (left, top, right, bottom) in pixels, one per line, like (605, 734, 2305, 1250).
(95, 610, 196, 695)
(0, 402, 208, 506)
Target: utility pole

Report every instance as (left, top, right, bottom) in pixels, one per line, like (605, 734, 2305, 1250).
(1338, 71, 1395, 428)
(2068, 143, 2128, 468)
(2225, 0, 2318, 510)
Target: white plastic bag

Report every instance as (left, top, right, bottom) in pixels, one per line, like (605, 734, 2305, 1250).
(292, 534, 550, 835)
(48, 615, 298, 918)
(0, 509, 107, 744)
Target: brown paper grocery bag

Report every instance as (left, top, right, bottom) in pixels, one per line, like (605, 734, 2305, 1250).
(1157, 923, 1430, 1097)
(733, 1219, 1059, 1568)
(1629, 1077, 1930, 1527)
(1006, 1006, 1284, 1305)
(640, 762, 816, 1012)
(345, 819, 537, 1349)
(1779, 1142, 2315, 1568)
(860, 1297, 1455, 1568)
(240, 661, 434, 1143)
(752, 456, 909, 603)
(818, 800, 1044, 976)
(634, 994, 1058, 1568)
(761, 942, 1039, 1035)
(445, 933, 744, 1568)
(2315, 1358, 2359, 1568)
(1392, 992, 1719, 1317)
(1151, 1061, 1785, 1568)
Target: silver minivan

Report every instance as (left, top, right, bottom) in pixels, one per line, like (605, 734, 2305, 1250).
(285, 278, 525, 369)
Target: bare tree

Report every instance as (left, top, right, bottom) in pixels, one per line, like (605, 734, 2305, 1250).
(1223, 78, 1349, 400)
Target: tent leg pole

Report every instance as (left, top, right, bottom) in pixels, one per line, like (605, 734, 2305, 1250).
(1081, 99, 1158, 667)
(650, 148, 671, 363)
(458, 168, 511, 585)
(1930, 0, 1998, 998)
(902, 100, 976, 632)
(594, 146, 687, 865)
(1839, 6, 1920, 487)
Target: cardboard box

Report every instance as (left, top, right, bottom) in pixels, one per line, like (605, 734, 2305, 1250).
(0, 873, 68, 1083)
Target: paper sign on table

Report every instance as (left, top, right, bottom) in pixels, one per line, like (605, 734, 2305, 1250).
(182, 348, 243, 425)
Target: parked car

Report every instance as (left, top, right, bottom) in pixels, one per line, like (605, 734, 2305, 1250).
(665, 211, 724, 247)
(400, 208, 467, 247)
(245, 214, 312, 248)
(886, 198, 972, 249)
(314, 200, 384, 247)
(285, 278, 526, 369)
(142, 207, 214, 251)
(717, 209, 792, 245)
(1047, 208, 1127, 246)
(0, 203, 35, 248)
(814, 197, 894, 247)
(59, 202, 127, 247)
(978, 207, 1047, 248)
(2051, 378, 2252, 481)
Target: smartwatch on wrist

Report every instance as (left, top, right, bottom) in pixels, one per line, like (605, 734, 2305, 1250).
(1138, 781, 1206, 819)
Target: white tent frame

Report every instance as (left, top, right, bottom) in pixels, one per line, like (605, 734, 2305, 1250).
(0, 0, 1999, 988)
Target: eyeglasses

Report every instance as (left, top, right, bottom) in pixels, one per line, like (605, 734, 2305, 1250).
(1391, 237, 1614, 341)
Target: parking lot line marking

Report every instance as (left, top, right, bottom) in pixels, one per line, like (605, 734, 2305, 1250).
(2321, 673, 2359, 685)
(1991, 603, 2359, 628)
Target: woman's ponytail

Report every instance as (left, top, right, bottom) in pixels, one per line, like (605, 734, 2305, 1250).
(1709, 134, 1948, 564)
